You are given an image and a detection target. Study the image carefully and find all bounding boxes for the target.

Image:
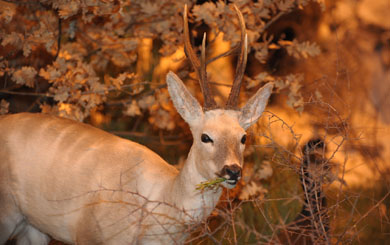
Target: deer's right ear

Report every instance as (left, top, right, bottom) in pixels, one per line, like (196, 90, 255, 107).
(166, 71, 204, 125)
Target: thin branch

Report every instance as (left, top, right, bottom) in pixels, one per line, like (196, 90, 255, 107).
(205, 9, 291, 67)
(206, 45, 238, 66)
(261, 11, 287, 33)
(54, 17, 62, 60)
(0, 90, 51, 97)
(1, 0, 41, 5)
(110, 130, 192, 146)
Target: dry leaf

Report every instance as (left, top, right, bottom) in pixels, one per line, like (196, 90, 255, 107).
(138, 95, 156, 110)
(11, 66, 37, 88)
(124, 100, 142, 117)
(0, 99, 9, 115)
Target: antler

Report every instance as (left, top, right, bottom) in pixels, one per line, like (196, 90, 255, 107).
(226, 5, 248, 109)
(183, 4, 217, 110)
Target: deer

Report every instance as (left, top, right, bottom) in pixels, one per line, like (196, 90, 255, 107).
(0, 5, 273, 245)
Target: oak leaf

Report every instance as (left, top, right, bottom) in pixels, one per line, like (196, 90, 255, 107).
(11, 66, 37, 88)
(0, 99, 9, 115)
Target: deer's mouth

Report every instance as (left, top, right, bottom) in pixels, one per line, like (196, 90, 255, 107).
(217, 165, 242, 188)
(225, 179, 238, 186)
(220, 178, 240, 189)
(218, 173, 241, 189)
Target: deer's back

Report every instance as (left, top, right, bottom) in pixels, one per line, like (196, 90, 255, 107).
(0, 113, 178, 243)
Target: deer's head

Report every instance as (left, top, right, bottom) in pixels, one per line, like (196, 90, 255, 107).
(167, 5, 273, 189)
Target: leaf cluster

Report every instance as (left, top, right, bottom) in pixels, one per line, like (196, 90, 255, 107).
(0, 0, 322, 121)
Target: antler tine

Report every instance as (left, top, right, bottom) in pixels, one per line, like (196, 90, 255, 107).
(183, 4, 217, 110)
(201, 32, 206, 80)
(226, 4, 248, 109)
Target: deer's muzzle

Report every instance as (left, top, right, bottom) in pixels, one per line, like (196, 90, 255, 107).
(220, 164, 242, 186)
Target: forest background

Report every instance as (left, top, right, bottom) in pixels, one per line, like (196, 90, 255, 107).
(0, 0, 389, 243)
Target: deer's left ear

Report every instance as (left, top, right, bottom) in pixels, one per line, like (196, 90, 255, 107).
(166, 71, 204, 126)
(239, 83, 273, 130)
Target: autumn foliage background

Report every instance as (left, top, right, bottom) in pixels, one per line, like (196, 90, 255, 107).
(0, 0, 389, 244)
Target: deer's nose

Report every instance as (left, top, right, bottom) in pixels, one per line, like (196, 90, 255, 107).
(223, 164, 242, 180)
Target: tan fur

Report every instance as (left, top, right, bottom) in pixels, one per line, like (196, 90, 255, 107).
(0, 74, 272, 244)
(0, 111, 239, 244)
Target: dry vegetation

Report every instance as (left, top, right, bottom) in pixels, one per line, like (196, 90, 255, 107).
(1, 0, 389, 244)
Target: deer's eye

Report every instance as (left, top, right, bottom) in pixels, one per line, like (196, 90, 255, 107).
(241, 135, 247, 144)
(201, 134, 213, 143)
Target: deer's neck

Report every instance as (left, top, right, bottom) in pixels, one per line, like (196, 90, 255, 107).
(171, 146, 222, 223)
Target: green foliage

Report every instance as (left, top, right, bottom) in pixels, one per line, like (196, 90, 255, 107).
(196, 178, 226, 191)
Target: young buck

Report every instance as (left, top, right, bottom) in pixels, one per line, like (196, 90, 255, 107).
(0, 5, 273, 244)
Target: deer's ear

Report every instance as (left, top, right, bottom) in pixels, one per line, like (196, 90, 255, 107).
(239, 83, 273, 130)
(166, 71, 204, 125)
